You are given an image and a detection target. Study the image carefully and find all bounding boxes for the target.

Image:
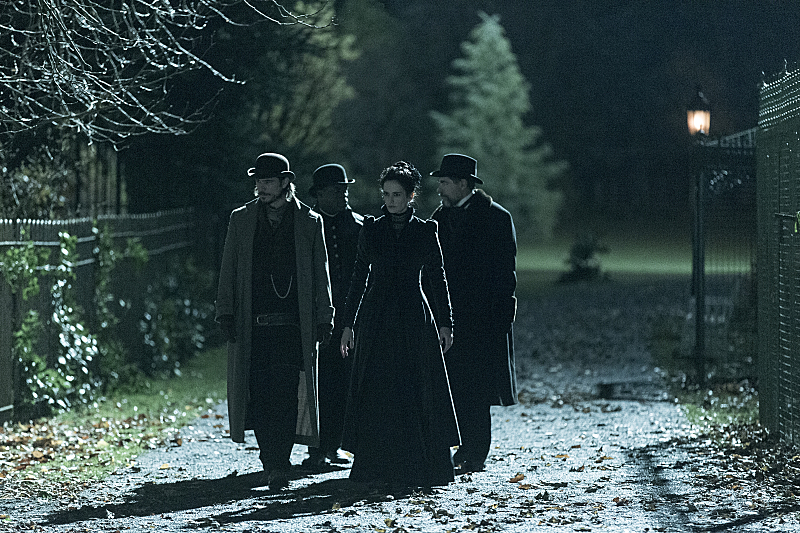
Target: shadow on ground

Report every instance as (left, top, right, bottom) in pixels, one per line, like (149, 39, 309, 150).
(41, 464, 420, 527)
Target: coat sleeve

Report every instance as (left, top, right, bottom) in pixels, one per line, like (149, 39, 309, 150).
(422, 220, 453, 329)
(342, 216, 373, 328)
(489, 207, 517, 331)
(215, 210, 238, 321)
(313, 212, 335, 328)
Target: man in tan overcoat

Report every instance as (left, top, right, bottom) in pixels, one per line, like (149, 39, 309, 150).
(216, 152, 334, 490)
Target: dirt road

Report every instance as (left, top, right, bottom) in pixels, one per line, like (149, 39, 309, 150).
(4, 275, 797, 532)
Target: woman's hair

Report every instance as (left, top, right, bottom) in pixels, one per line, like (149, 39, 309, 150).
(379, 161, 422, 197)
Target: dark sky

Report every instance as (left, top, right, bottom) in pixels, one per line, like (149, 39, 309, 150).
(385, 1, 800, 223)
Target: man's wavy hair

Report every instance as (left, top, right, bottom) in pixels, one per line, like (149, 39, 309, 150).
(253, 180, 296, 200)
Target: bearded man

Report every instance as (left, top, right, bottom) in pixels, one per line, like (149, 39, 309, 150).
(216, 152, 333, 490)
(430, 153, 518, 475)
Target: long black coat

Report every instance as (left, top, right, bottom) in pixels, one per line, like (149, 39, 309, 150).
(431, 189, 518, 406)
(340, 211, 459, 485)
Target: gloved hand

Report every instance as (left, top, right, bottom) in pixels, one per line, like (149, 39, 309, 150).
(316, 323, 333, 346)
(219, 315, 236, 343)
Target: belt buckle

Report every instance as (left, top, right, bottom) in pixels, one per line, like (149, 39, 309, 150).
(255, 315, 269, 326)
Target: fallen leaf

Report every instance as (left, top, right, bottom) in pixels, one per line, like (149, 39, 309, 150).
(509, 473, 525, 483)
(613, 496, 630, 506)
(518, 484, 532, 490)
(159, 463, 170, 470)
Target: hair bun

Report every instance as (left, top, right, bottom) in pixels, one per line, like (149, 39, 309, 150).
(379, 160, 423, 197)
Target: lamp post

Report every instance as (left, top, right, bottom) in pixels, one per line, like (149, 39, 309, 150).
(687, 88, 711, 136)
(688, 87, 710, 385)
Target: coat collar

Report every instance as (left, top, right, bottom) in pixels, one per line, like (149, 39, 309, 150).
(246, 195, 313, 218)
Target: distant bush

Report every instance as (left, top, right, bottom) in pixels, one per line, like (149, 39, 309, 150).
(558, 232, 609, 283)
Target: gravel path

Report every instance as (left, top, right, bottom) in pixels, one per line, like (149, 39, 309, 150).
(4, 274, 798, 532)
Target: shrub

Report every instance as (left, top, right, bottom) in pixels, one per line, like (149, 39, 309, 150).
(139, 256, 216, 377)
(558, 232, 609, 283)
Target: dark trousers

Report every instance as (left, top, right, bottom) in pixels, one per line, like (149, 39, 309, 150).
(249, 325, 302, 472)
(308, 328, 352, 457)
(450, 393, 491, 466)
(447, 343, 492, 466)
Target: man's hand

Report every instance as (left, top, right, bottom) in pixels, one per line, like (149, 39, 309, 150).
(340, 327, 354, 358)
(439, 326, 453, 353)
(219, 315, 236, 343)
(317, 323, 333, 346)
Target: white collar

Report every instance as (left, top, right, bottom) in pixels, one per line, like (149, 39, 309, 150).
(455, 191, 475, 208)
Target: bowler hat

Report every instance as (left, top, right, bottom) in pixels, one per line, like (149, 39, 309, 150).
(309, 164, 355, 196)
(248, 153, 295, 180)
(430, 153, 483, 184)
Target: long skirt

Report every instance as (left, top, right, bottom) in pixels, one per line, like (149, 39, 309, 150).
(344, 318, 455, 487)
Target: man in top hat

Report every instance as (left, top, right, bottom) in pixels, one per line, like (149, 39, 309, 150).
(429, 153, 518, 475)
(215, 152, 334, 490)
(303, 163, 363, 469)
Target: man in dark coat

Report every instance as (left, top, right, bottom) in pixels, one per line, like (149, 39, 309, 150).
(430, 153, 518, 475)
(304, 163, 363, 469)
(215, 152, 334, 490)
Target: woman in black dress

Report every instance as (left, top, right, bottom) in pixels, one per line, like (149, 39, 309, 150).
(339, 161, 460, 488)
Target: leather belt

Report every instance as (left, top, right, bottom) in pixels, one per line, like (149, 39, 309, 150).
(253, 313, 299, 327)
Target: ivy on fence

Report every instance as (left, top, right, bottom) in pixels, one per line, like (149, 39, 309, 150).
(1, 231, 101, 418)
(0, 215, 216, 421)
(92, 223, 149, 388)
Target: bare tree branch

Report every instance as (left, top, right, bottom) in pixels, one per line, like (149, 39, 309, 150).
(0, 0, 323, 146)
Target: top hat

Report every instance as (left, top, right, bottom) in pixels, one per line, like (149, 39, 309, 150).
(248, 153, 295, 180)
(309, 164, 355, 196)
(430, 153, 483, 184)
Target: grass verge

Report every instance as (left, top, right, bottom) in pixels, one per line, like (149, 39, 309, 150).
(0, 346, 227, 501)
(649, 311, 759, 433)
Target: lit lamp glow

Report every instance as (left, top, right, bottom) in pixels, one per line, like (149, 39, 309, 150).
(687, 88, 711, 136)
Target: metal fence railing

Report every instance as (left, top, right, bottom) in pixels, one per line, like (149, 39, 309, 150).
(0, 209, 196, 423)
(758, 66, 800, 444)
(690, 130, 757, 384)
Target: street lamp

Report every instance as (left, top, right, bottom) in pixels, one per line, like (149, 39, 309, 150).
(687, 87, 711, 136)
(688, 87, 710, 385)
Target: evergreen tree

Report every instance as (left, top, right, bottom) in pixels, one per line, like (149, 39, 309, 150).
(431, 12, 568, 241)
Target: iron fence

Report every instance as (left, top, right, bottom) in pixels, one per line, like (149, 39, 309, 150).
(758, 66, 800, 444)
(690, 130, 757, 385)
